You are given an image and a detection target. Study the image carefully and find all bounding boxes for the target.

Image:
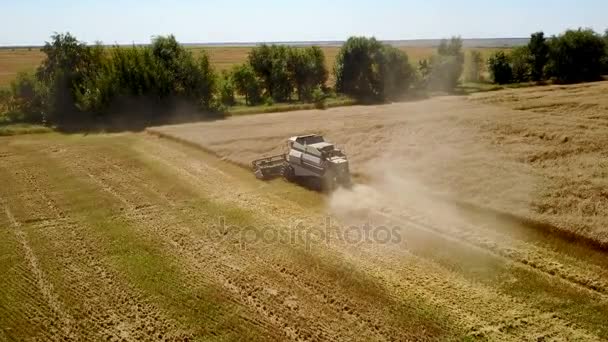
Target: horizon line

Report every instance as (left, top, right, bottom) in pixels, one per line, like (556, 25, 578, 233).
(0, 37, 530, 49)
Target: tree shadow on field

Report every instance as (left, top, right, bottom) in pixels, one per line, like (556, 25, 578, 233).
(55, 97, 226, 134)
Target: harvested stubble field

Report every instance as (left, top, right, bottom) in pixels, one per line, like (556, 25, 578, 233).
(3, 82, 608, 341)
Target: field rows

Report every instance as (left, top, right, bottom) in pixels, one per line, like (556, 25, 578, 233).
(1, 132, 608, 340)
(151, 81, 608, 247)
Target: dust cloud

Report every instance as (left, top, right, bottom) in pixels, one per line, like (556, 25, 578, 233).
(327, 105, 537, 247)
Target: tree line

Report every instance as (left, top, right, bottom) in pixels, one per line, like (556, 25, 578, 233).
(0, 33, 464, 126)
(487, 28, 608, 85)
(1, 28, 607, 127)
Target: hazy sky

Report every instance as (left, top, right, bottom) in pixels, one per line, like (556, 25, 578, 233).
(2, 0, 607, 45)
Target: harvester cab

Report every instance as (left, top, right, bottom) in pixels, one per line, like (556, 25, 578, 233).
(251, 134, 351, 190)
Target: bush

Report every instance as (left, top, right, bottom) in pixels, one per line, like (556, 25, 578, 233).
(510, 46, 532, 82)
(218, 72, 236, 106)
(312, 86, 327, 109)
(488, 51, 512, 84)
(528, 32, 549, 81)
(232, 64, 263, 105)
(465, 50, 484, 82)
(334, 36, 415, 101)
(547, 28, 606, 83)
(0, 72, 47, 124)
(417, 59, 432, 88)
(11, 72, 40, 114)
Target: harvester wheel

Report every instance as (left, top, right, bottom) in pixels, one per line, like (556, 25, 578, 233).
(282, 165, 295, 182)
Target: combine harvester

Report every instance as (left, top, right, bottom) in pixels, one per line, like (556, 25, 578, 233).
(251, 134, 351, 191)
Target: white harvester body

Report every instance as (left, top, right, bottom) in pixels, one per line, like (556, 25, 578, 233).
(251, 134, 351, 190)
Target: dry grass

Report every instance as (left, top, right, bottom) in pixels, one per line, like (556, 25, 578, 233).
(150, 81, 608, 246)
(0, 46, 505, 87)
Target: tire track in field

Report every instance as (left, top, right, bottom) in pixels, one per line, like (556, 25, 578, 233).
(64, 153, 309, 341)
(139, 135, 603, 341)
(2, 153, 189, 341)
(134, 137, 527, 339)
(130, 138, 432, 341)
(345, 245, 598, 341)
(2, 204, 75, 341)
(99, 151, 406, 342)
(399, 207, 608, 295)
(0, 200, 67, 341)
(149, 132, 608, 297)
(357, 189, 608, 297)
(64, 145, 400, 342)
(65, 137, 433, 340)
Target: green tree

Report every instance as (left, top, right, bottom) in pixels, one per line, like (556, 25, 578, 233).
(36, 32, 99, 119)
(247, 45, 273, 95)
(379, 45, 416, 100)
(287, 47, 328, 101)
(180, 50, 216, 108)
(76, 36, 216, 114)
(334, 37, 385, 101)
(488, 51, 512, 84)
(248, 44, 292, 101)
(528, 32, 549, 81)
(335, 37, 416, 101)
(232, 64, 262, 105)
(547, 28, 606, 83)
(149, 35, 216, 104)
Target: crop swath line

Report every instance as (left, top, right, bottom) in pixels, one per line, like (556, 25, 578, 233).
(137, 136, 578, 340)
(2, 204, 75, 340)
(134, 139, 437, 339)
(372, 206, 608, 299)
(149, 131, 608, 297)
(134, 137, 542, 340)
(65, 155, 309, 341)
(324, 209, 602, 340)
(72, 142, 415, 341)
(144, 132, 608, 339)
(5, 153, 187, 341)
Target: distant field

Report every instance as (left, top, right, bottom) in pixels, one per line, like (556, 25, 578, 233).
(0, 46, 507, 87)
(0, 49, 45, 87)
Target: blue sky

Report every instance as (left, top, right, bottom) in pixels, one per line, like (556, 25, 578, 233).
(1, 0, 607, 45)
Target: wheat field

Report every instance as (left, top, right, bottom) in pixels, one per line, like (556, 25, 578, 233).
(150, 81, 608, 246)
